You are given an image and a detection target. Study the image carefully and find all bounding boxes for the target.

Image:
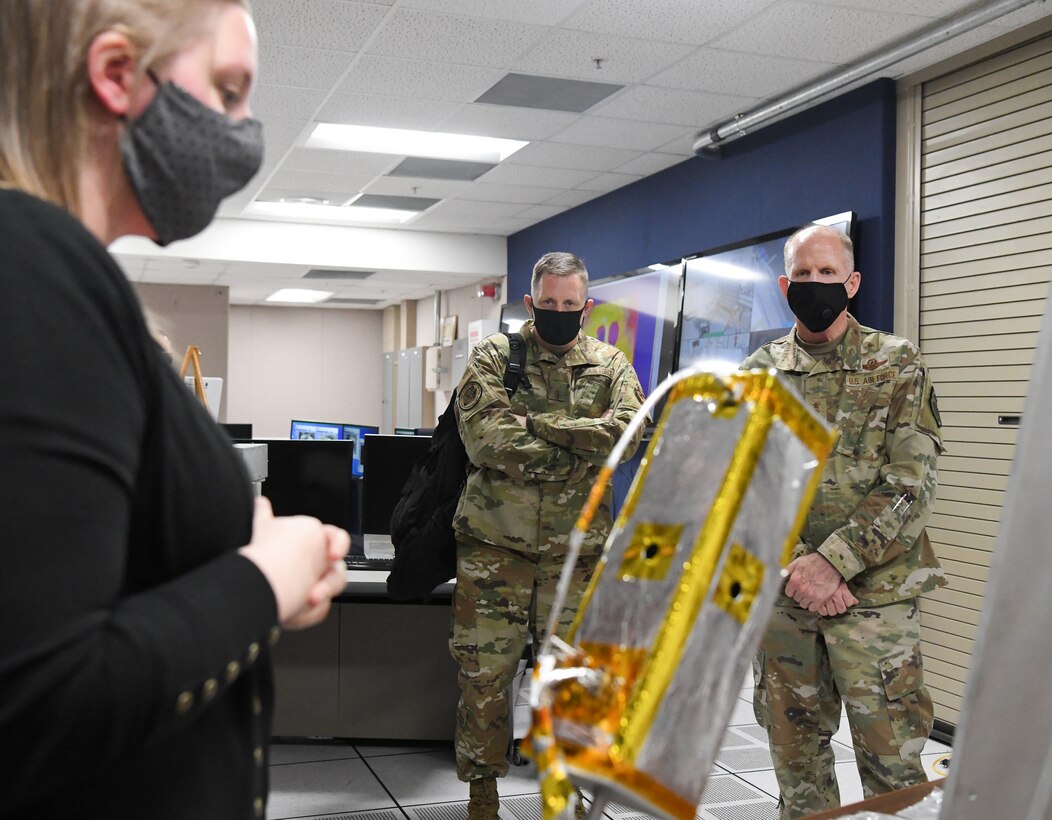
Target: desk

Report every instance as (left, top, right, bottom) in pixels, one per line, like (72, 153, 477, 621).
(270, 569, 459, 741)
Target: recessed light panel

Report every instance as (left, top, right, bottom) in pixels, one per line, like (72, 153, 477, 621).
(306, 123, 527, 163)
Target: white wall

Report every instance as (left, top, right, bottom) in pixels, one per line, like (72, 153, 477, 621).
(228, 305, 383, 437)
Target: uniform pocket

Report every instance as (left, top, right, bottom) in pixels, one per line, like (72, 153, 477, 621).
(834, 381, 894, 463)
(573, 373, 611, 417)
(752, 650, 769, 730)
(879, 642, 934, 758)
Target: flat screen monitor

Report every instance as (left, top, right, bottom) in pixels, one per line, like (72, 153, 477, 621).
(394, 427, 417, 436)
(341, 423, 380, 478)
(261, 439, 359, 535)
(361, 434, 431, 538)
(583, 262, 682, 398)
(677, 212, 856, 371)
(290, 419, 342, 441)
(499, 301, 531, 334)
(220, 422, 252, 440)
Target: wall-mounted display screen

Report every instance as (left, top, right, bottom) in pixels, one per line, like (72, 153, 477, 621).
(583, 263, 681, 397)
(677, 212, 855, 371)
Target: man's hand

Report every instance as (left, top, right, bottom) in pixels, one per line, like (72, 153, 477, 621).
(817, 580, 859, 617)
(784, 553, 844, 612)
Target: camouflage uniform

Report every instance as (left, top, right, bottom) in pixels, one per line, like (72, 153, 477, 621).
(451, 321, 644, 781)
(741, 315, 947, 819)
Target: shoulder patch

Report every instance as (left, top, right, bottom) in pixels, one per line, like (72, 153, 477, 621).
(635, 384, 645, 404)
(459, 380, 483, 411)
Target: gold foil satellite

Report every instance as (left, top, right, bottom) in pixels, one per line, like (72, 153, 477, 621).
(525, 367, 838, 820)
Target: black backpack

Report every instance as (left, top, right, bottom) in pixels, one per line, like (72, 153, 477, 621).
(386, 332, 529, 601)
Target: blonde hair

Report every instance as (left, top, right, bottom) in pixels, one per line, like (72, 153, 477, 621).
(0, 0, 248, 215)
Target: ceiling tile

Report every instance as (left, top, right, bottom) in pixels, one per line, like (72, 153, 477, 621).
(438, 104, 580, 140)
(821, 0, 972, 15)
(648, 48, 832, 98)
(477, 162, 598, 189)
(594, 85, 754, 127)
(335, 55, 505, 102)
(365, 8, 546, 68)
(709, 1, 928, 65)
(514, 30, 694, 85)
(614, 152, 688, 176)
(463, 182, 564, 205)
(552, 117, 694, 151)
(543, 188, 604, 209)
(428, 199, 528, 219)
(362, 176, 475, 199)
(253, 0, 389, 51)
(507, 142, 642, 172)
(563, 0, 776, 46)
(575, 171, 643, 193)
(279, 147, 398, 177)
(261, 116, 309, 149)
(250, 84, 329, 120)
(397, 0, 589, 26)
(516, 204, 567, 221)
(258, 44, 356, 89)
(263, 169, 377, 195)
(316, 93, 461, 130)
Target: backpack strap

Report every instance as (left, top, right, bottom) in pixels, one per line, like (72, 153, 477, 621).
(502, 331, 530, 396)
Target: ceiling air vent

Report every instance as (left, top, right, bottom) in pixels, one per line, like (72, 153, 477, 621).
(302, 269, 375, 280)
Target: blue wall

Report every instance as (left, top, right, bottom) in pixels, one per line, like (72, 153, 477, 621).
(507, 79, 898, 332)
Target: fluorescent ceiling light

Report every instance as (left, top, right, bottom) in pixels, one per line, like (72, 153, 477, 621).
(307, 123, 528, 163)
(691, 259, 764, 282)
(245, 200, 416, 225)
(266, 288, 334, 304)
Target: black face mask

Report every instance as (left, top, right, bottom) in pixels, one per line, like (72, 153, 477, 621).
(531, 305, 584, 347)
(121, 72, 264, 246)
(786, 281, 850, 334)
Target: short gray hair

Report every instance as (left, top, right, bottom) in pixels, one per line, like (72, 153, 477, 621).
(531, 252, 588, 297)
(783, 224, 854, 275)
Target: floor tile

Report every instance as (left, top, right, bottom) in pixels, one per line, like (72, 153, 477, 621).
(737, 767, 780, 799)
(922, 751, 952, 781)
(365, 746, 541, 806)
(355, 741, 449, 758)
(266, 757, 395, 819)
(269, 741, 360, 765)
(834, 760, 864, 806)
(726, 696, 757, 727)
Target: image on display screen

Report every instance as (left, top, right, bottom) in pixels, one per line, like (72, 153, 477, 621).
(583, 264, 681, 397)
(678, 212, 855, 370)
(341, 424, 380, 478)
(290, 419, 342, 441)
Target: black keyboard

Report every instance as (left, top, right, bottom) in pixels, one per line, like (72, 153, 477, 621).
(344, 554, 394, 570)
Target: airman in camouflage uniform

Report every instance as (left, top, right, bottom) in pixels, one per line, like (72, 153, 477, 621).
(451, 252, 644, 819)
(741, 225, 947, 819)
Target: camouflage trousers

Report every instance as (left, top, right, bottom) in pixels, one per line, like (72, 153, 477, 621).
(450, 533, 597, 782)
(753, 599, 933, 820)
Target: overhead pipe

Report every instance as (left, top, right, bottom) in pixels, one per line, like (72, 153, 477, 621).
(693, 0, 1045, 158)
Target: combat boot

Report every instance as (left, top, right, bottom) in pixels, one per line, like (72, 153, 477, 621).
(574, 786, 586, 820)
(468, 776, 500, 820)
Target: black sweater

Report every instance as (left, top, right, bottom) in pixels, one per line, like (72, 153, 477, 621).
(0, 189, 279, 817)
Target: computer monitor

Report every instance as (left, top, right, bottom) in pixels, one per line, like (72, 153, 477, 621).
(219, 422, 253, 440)
(360, 434, 430, 556)
(262, 439, 359, 535)
(290, 419, 342, 441)
(394, 427, 417, 436)
(341, 423, 380, 478)
(499, 301, 531, 334)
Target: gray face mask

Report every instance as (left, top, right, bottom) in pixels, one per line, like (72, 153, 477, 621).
(120, 72, 264, 246)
